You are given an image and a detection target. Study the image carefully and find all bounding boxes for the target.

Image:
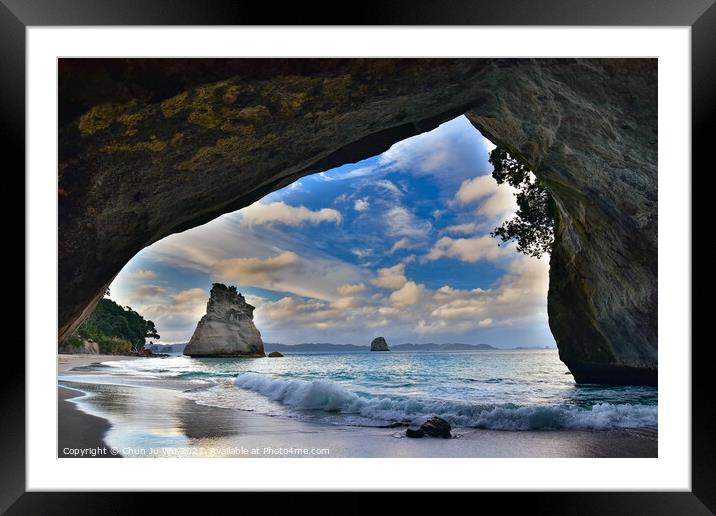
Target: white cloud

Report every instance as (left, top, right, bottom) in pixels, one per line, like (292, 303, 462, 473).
(430, 296, 488, 320)
(455, 175, 499, 205)
(385, 206, 431, 239)
(443, 223, 481, 235)
(376, 116, 495, 195)
(375, 179, 403, 196)
(380, 117, 478, 176)
(351, 248, 372, 259)
(240, 201, 342, 227)
(129, 284, 167, 303)
(370, 263, 408, 290)
(354, 198, 370, 212)
(327, 165, 378, 181)
(454, 174, 518, 220)
(425, 235, 507, 263)
(128, 269, 157, 280)
(426, 255, 549, 328)
(331, 296, 365, 310)
(415, 319, 447, 334)
(336, 283, 367, 296)
(389, 281, 425, 306)
(173, 288, 209, 307)
(257, 296, 342, 329)
(389, 237, 412, 254)
(210, 250, 365, 302)
(476, 185, 518, 219)
(482, 136, 497, 154)
(212, 251, 301, 285)
(139, 287, 209, 342)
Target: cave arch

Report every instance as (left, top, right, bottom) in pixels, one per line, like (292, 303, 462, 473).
(58, 58, 657, 385)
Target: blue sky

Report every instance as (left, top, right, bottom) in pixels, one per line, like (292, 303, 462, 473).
(110, 116, 555, 347)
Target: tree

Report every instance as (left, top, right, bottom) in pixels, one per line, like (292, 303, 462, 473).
(75, 298, 160, 352)
(489, 146, 555, 258)
(145, 320, 160, 341)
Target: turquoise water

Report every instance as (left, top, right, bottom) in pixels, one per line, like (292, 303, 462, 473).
(76, 350, 657, 430)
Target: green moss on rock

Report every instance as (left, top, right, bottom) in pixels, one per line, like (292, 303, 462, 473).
(234, 105, 271, 124)
(78, 102, 137, 135)
(322, 74, 353, 104)
(160, 91, 190, 118)
(176, 126, 273, 171)
(100, 138, 168, 153)
(119, 111, 143, 136)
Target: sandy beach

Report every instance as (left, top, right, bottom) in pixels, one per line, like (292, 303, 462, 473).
(58, 354, 657, 458)
(58, 353, 141, 373)
(58, 354, 141, 457)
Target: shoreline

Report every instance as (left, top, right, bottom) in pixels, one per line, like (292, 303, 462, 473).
(57, 354, 658, 458)
(58, 353, 143, 373)
(58, 354, 146, 458)
(58, 385, 120, 458)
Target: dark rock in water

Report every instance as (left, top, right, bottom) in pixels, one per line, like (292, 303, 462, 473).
(268, 351, 284, 357)
(370, 337, 389, 352)
(183, 284, 264, 357)
(420, 417, 452, 438)
(406, 425, 425, 438)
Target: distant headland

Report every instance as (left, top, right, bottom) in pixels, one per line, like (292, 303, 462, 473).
(147, 341, 554, 354)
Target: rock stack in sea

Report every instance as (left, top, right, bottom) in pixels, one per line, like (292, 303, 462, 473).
(370, 337, 389, 352)
(183, 284, 265, 357)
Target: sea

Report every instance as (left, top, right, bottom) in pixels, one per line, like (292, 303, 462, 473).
(64, 349, 657, 431)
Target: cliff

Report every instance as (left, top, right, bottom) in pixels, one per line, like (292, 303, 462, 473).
(183, 284, 264, 357)
(58, 58, 657, 384)
(58, 337, 99, 355)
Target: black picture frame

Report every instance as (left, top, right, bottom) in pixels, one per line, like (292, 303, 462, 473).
(5, 0, 714, 513)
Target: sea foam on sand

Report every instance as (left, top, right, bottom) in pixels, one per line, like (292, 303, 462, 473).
(233, 372, 657, 430)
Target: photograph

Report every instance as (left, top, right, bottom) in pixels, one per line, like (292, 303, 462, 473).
(57, 57, 659, 459)
(5, 2, 711, 509)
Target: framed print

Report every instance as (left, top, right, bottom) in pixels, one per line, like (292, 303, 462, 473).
(5, 0, 715, 513)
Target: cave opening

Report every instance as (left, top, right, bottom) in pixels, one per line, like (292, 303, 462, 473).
(108, 115, 556, 353)
(58, 58, 658, 386)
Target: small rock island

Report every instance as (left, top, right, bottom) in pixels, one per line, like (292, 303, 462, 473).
(370, 336, 389, 352)
(183, 283, 265, 357)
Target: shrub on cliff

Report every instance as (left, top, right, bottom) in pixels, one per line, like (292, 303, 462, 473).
(489, 146, 555, 258)
(98, 336, 133, 354)
(77, 298, 160, 351)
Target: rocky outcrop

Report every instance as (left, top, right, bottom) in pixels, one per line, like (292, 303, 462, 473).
(370, 337, 390, 352)
(58, 58, 657, 385)
(406, 416, 452, 438)
(58, 337, 99, 355)
(183, 284, 264, 357)
(268, 351, 284, 357)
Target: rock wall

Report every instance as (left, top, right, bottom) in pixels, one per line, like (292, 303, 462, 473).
(58, 337, 99, 355)
(58, 58, 657, 384)
(183, 284, 264, 357)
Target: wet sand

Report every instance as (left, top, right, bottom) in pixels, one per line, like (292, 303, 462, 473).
(58, 353, 141, 373)
(58, 355, 142, 457)
(58, 355, 657, 458)
(58, 385, 120, 457)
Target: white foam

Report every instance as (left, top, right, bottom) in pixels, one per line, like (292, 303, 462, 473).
(233, 373, 657, 430)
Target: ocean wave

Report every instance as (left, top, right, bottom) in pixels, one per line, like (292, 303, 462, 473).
(233, 373, 657, 430)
